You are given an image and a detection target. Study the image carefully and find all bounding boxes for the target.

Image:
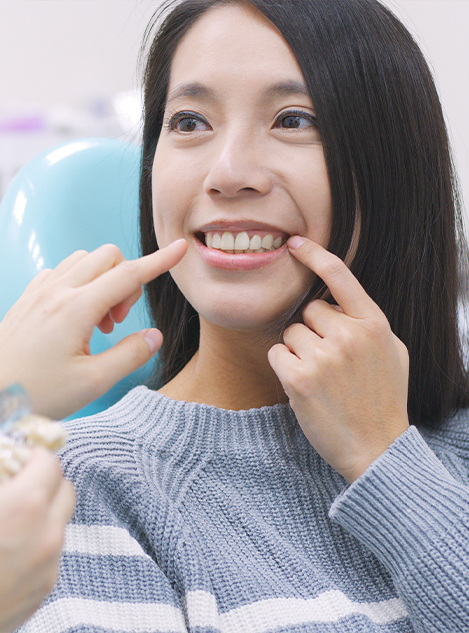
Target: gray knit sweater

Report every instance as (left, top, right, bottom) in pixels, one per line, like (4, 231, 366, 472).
(18, 386, 469, 633)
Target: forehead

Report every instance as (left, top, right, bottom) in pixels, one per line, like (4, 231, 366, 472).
(168, 3, 306, 92)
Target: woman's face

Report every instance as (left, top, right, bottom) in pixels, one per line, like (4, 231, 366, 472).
(152, 2, 332, 332)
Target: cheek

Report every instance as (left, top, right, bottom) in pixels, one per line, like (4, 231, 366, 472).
(151, 142, 205, 246)
(151, 158, 185, 246)
(304, 184, 332, 246)
(282, 149, 332, 246)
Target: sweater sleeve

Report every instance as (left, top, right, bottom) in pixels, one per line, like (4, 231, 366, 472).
(329, 425, 469, 633)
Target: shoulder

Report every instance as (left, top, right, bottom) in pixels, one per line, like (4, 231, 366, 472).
(62, 385, 159, 439)
(420, 408, 469, 451)
(59, 386, 162, 475)
(419, 408, 469, 483)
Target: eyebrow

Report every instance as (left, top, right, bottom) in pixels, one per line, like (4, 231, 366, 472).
(263, 80, 311, 100)
(166, 80, 312, 106)
(166, 82, 216, 105)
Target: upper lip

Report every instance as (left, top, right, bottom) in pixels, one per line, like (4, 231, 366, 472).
(196, 220, 291, 235)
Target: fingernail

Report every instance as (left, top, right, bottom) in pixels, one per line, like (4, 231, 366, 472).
(288, 236, 306, 250)
(142, 328, 163, 354)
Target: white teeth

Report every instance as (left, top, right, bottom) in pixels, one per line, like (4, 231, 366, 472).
(250, 235, 262, 250)
(204, 230, 285, 252)
(234, 232, 250, 251)
(220, 232, 235, 250)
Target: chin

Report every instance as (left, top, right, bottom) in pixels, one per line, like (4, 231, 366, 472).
(170, 261, 314, 333)
(195, 296, 301, 334)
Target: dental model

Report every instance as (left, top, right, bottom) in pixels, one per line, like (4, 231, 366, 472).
(0, 385, 67, 483)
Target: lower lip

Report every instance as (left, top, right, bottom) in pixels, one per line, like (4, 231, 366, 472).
(195, 238, 288, 271)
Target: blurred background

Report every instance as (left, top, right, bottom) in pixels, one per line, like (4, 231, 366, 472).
(0, 1, 155, 200)
(0, 0, 467, 217)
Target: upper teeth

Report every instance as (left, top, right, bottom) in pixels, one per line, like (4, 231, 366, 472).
(206, 231, 283, 253)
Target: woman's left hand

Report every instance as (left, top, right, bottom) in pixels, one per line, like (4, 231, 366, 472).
(268, 236, 410, 483)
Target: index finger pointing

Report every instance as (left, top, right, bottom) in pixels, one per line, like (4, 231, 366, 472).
(82, 238, 187, 316)
(287, 236, 378, 318)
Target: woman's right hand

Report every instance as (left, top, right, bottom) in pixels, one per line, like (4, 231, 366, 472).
(0, 239, 187, 420)
(0, 449, 75, 633)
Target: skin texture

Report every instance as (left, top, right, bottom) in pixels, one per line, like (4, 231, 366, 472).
(0, 449, 75, 633)
(0, 239, 187, 419)
(154, 4, 410, 481)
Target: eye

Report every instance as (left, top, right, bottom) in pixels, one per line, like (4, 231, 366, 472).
(168, 111, 211, 133)
(275, 110, 317, 130)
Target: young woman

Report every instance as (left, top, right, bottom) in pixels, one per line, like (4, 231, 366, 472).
(20, 1, 469, 631)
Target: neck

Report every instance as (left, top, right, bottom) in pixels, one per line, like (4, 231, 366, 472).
(158, 319, 288, 410)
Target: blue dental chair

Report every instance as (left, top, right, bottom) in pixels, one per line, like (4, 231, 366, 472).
(0, 138, 153, 419)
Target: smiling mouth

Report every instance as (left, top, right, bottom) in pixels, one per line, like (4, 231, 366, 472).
(197, 230, 288, 254)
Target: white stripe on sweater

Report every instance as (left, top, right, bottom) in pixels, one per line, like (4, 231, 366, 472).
(20, 598, 187, 633)
(23, 591, 407, 632)
(57, 525, 408, 632)
(217, 591, 408, 631)
(64, 523, 151, 558)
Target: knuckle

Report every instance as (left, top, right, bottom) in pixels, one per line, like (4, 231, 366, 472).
(302, 302, 315, 322)
(31, 285, 73, 315)
(302, 299, 326, 321)
(335, 326, 357, 353)
(290, 365, 315, 396)
(399, 339, 409, 358)
(318, 256, 344, 281)
(367, 314, 391, 339)
(99, 243, 122, 259)
(118, 258, 139, 277)
(268, 343, 284, 370)
(32, 283, 53, 303)
(396, 337, 410, 365)
(35, 268, 53, 281)
(283, 322, 301, 341)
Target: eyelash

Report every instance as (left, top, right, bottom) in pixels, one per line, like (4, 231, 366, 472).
(165, 109, 318, 133)
(166, 111, 209, 133)
(275, 110, 318, 130)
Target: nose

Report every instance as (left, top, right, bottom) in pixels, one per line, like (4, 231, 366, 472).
(203, 131, 271, 198)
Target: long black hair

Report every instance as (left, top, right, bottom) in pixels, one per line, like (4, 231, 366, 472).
(139, 0, 469, 428)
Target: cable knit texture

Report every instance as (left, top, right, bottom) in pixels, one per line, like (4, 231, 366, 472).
(17, 386, 469, 633)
